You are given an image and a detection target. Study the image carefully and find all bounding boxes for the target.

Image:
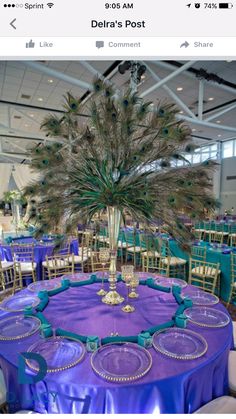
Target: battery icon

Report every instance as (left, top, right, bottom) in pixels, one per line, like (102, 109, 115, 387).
(219, 3, 233, 7)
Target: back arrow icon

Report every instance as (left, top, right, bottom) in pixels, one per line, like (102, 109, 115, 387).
(10, 19, 16, 29)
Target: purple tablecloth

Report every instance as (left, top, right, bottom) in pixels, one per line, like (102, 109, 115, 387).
(0, 239, 79, 282)
(0, 273, 233, 414)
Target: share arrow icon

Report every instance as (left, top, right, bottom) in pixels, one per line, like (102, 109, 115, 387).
(186, 3, 191, 7)
(180, 41, 190, 48)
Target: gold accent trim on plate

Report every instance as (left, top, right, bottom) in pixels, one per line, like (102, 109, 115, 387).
(152, 327, 208, 360)
(90, 341, 152, 382)
(185, 308, 230, 328)
(182, 291, 219, 306)
(0, 295, 40, 312)
(26, 336, 86, 373)
(27, 280, 61, 293)
(0, 315, 41, 341)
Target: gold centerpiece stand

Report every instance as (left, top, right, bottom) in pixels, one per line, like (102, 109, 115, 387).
(102, 206, 124, 305)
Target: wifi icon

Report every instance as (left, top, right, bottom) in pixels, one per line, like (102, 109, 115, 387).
(47, 2, 54, 8)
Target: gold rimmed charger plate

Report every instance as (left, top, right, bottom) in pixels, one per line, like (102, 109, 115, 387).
(0, 315, 41, 341)
(153, 327, 208, 360)
(26, 336, 86, 373)
(91, 342, 152, 383)
(185, 307, 230, 328)
(0, 294, 40, 313)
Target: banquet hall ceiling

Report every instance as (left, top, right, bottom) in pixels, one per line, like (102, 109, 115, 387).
(0, 60, 235, 164)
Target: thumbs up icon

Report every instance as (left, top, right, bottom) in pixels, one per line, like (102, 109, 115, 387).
(26, 40, 35, 48)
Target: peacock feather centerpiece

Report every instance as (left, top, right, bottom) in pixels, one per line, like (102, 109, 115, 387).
(24, 78, 218, 304)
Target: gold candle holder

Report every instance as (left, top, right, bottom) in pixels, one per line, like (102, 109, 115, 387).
(121, 265, 135, 313)
(97, 248, 110, 296)
(129, 274, 139, 299)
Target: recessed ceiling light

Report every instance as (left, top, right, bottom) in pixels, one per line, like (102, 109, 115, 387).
(218, 134, 222, 137)
(48, 79, 54, 83)
(216, 120, 221, 124)
(177, 87, 183, 91)
(38, 97, 43, 102)
(29, 114, 34, 117)
(179, 111, 184, 114)
(192, 128, 196, 132)
(208, 97, 214, 101)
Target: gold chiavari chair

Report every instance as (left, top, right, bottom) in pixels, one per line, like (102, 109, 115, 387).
(228, 253, 236, 306)
(0, 258, 16, 300)
(82, 229, 95, 249)
(79, 230, 94, 271)
(65, 236, 85, 272)
(211, 231, 224, 244)
(141, 233, 160, 273)
(230, 235, 236, 248)
(214, 223, 229, 243)
(125, 228, 146, 268)
(42, 238, 70, 279)
(192, 222, 205, 240)
(142, 253, 169, 277)
(189, 258, 220, 295)
(228, 225, 236, 246)
(117, 230, 131, 264)
(93, 230, 109, 250)
(68, 246, 91, 273)
(44, 253, 74, 280)
(193, 230, 204, 241)
(191, 246, 207, 262)
(11, 243, 36, 289)
(91, 251, 110, 272)
(160, 239, 187, 280)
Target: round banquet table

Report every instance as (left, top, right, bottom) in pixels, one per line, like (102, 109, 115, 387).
(0, 273, 233, 414)
(0, 239, 79, 282)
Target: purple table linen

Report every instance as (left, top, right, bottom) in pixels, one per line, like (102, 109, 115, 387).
(0, 273, 232, 414)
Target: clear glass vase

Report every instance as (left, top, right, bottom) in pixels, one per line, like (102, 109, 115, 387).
(102, 206, 124, 305)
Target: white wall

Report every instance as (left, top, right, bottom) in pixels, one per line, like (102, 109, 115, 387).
(0, 164, 39, 199)
(219, 156, 236, 212)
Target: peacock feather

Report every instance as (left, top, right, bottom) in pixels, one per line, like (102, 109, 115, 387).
(24, 78, 219, 250)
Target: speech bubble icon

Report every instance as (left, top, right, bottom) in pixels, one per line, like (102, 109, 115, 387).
(96, 41, 104, 49)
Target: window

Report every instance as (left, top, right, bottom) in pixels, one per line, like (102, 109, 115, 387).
(233, 140, 236, 157)
(192, 154, 201, 164)
(222, 141, 234, 158)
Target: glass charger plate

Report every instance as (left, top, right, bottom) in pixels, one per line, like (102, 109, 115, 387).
(27, 280, 60, 292)
(0, 294, 40, 312)
(153, 327, 207, 360)
(185, 306, 230, 328)
(26, 337, 86, 373)
(182, 289, 219, 305)
(155, 277, 187, 288)
(91, 342, 152, 383)
(0, 315, 41, 340)
(62, 273, 89, 282)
